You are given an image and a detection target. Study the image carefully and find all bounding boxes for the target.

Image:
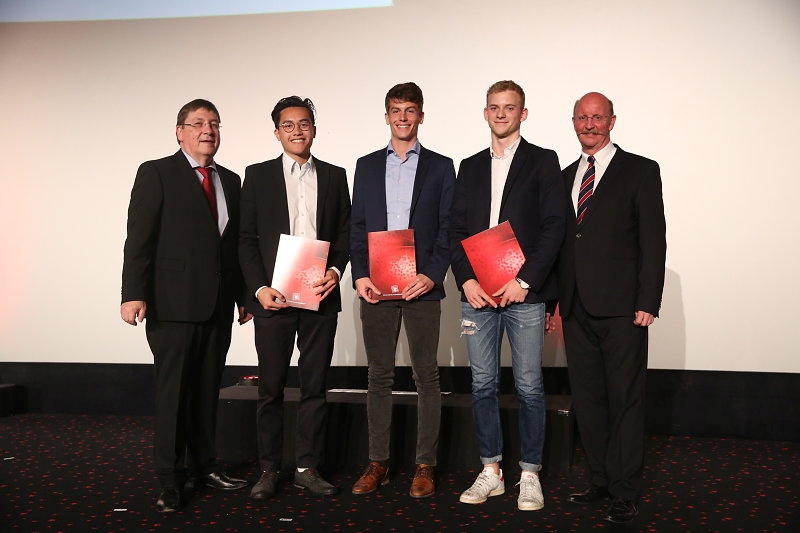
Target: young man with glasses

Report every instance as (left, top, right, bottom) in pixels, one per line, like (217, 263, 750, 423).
(239, 96, 351, 500)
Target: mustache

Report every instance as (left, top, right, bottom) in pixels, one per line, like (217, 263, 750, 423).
(580, 128, 601, 134)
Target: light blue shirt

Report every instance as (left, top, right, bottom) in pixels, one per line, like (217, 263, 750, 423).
(385, 141, 420, 231)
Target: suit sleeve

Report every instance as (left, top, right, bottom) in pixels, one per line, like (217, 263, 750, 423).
(417, 157, 455, 286)
(516, 149, 566, 293)
(449, 159, 476, 288)
(327, 167, 352, 277)
(635, 160, 667, 316)
(238, 167, 267, 301)
(121, 161, 163, 303)
(349, 157, 370, 282)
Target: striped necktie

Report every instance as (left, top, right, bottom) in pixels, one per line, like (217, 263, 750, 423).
(196, 166, 218, 221)
(576, 155, 595, 224)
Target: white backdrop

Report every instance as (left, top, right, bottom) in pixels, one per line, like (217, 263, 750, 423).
(1, 0, 798, 372)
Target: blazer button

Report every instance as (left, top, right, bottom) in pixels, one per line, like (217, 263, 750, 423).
(576, 233, 582, 238)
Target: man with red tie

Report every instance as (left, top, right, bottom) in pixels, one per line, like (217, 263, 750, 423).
(121, 99, 250, 513)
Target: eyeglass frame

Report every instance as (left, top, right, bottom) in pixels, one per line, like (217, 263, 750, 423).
(278, 120, 313, 133)
(181, 121, 221, 130)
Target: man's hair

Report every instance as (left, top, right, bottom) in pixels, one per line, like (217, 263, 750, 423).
(572, 95, 615, 117)
(486, 80, 525, 108)
(384, 82, 424, 113)
(271, 96, 316, 129)
(176, 99, 220, 126)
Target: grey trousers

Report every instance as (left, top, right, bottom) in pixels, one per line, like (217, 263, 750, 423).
(360, 299, 441, 466)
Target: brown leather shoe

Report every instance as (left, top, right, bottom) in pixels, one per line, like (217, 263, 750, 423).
(409, 464, 435, 498)
(352, 461, 389, 494)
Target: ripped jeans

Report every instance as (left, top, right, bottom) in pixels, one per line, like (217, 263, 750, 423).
(460, 301, 546, 472)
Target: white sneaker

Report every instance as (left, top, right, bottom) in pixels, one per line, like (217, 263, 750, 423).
(459, 469, 505, 504)
(517, 472, 544, 511)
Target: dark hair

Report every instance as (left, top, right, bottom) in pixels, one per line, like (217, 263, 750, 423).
(486, 80, 525, 108)
(384, 82, 424, 113)
(176, 99, 220, 126)
(271, 96, 316, 129)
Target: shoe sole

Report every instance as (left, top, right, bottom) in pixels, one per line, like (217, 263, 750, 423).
(518, 501, 544, 511)
(459, 486, 505, 504)
(293, 483, 339, 496)
(352, 477, 389, 495)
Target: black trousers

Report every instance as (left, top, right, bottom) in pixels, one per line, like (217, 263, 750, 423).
(562, 294, 648, 501)
(146, 316, 232, 489)
(253, 310, 338, 472)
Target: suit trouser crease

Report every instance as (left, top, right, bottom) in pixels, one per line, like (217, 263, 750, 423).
(360, 299, 441, 466)
(147, 317, 231, 488)
(562, 294, 648, 500)
(254, 312, 337, 472)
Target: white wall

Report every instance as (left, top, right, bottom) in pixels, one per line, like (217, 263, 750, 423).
(1, 0, 798, 372)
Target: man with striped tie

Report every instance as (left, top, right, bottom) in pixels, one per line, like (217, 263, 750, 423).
(557, 92, 667, 524)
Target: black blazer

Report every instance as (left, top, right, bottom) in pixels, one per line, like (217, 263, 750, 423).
(350, 145, 455, 301)
(450, 138, 566, 303)
(121, 150, 242, 322)
(557, 145, 666, 318)
(238, 155, 351, 317)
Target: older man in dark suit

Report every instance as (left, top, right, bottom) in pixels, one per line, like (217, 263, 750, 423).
(239, 96, 350, 500)
(558, 92, 666, 523)
(121, 99, 250, 513)
(350, 82, 455, 499)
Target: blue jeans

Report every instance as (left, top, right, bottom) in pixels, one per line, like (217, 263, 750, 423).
(461, 302, 546, 472)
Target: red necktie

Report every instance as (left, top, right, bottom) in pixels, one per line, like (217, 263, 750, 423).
(576, 156, 595, 225)
(196, 166, 218, 221)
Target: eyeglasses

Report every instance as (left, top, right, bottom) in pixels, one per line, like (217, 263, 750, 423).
(572, 115, 610, 123)
(181, 121, 221, 130)
(279, 120, 312, 133)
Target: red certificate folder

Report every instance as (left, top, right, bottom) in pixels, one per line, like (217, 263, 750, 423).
(460, 221, 525, 300)
(368, 229, 417, 300)
(272, 234, 330, 311)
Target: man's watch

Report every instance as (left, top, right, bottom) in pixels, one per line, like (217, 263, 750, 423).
(515, 277, 531, 290)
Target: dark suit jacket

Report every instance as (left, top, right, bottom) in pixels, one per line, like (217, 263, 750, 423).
(350, 145, 455, 301)
(121, 150, 242, 322)
(239, 155, 351, 317)
(450, 138, 566, 303)
(557, 145, 666, 318)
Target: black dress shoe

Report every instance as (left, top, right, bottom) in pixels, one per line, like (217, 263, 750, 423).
(606, 497, 639, 523)
(203, 471, 248, 491)
(293, 468, 339, 496)
(156, 488, 182, 513)
(568, 484, 610, 504)
(250, 471, 280, 499)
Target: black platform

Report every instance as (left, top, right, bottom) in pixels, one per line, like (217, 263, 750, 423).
(216, 385, 574, 474)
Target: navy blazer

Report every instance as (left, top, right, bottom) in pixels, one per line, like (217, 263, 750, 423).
(557, 145, 666, 318)
(450, 138, 566, 304)
(350, 144, 455, 301)
(121, 150, 243, 322)
(238, 155, 351, 317)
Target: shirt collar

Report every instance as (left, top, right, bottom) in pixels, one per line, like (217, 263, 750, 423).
(490, 137, 521, 159)
(282, 153, 314, 176)
(181, 150, 217, 171)
(582, 142, 617, 166)
(386, 140, 421, 157)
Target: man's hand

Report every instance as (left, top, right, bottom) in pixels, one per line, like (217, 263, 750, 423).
(634, 310, 655, 327)
(313, 269, 340, 302)
(256, 287, 289, 311)
(463, 279, 497, 309)
(238, 305, 253, 324)
(121, 300, 147, 325)
(544, 312, 556, 334)
(355, 277, 381, 304)
(494, 278, 528, 308)
(402, 274, 434, 301)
